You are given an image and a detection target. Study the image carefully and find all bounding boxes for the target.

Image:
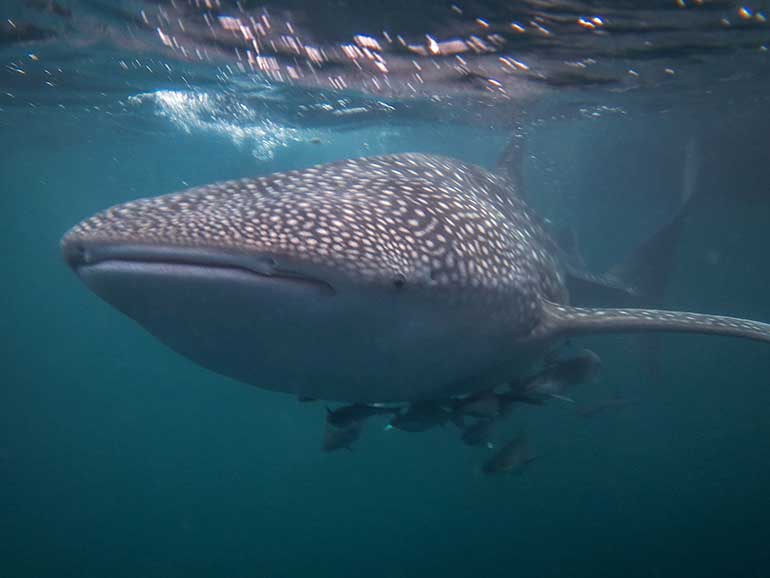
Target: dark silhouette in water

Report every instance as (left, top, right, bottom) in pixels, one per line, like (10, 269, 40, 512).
(451, 390, 512, 419)
(322, 421, 362, 453)
(386, 401, 455, 433)
(460, 418, 497, 448)
(325, 404, 397, 429)
(323, 404, 397, 451)
(507, 349, 602, 405)
(482, 433, 540, 475)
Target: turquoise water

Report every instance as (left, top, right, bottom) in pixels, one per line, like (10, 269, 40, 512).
(3, 2, 770, 577)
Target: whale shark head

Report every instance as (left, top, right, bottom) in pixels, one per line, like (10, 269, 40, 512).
(62, 154, 560, 401)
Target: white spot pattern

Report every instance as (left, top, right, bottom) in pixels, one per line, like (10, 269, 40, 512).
(63, 153, 569, 331)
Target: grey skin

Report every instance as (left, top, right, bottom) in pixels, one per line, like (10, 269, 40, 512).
(482, 433, 538, 475)
(61, 153, 770, 403)
(508, 348, 602, 404)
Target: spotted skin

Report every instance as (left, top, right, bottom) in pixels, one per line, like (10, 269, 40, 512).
(64, 154, 567, 334)
(61, 153, 770, 402)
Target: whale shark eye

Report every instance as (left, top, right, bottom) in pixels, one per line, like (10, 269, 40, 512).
(393, 273, 407, 289)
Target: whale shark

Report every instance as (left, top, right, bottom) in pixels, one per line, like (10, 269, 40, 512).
(61, 153, 770, 402)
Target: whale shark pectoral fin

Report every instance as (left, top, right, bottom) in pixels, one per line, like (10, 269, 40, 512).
(537, 301, 770, 344)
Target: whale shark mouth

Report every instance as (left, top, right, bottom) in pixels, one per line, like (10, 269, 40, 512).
(62, 241, 336, 296)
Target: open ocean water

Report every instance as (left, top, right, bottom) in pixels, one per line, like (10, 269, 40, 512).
(2, 1, 770, 577)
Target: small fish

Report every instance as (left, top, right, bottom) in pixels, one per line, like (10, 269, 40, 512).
(543, 348, 602, 384)
(452, 390, 505, 419)
(508, 349, 602, 404)
(326, 403, 397, 429)
(322, 421, 363, 452)
(460, 419, 497, 447)
(386, 401, 452, 432)
(482, 432, 539, 475)
(321, 403, 397, 452)
(576, 397, 636, 418)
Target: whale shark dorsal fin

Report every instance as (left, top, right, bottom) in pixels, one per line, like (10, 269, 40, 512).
(496, 132, 526, 195)
(536, 301, 770, 344)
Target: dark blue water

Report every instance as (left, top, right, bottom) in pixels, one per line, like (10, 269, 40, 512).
(3, 2, 770, 577)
